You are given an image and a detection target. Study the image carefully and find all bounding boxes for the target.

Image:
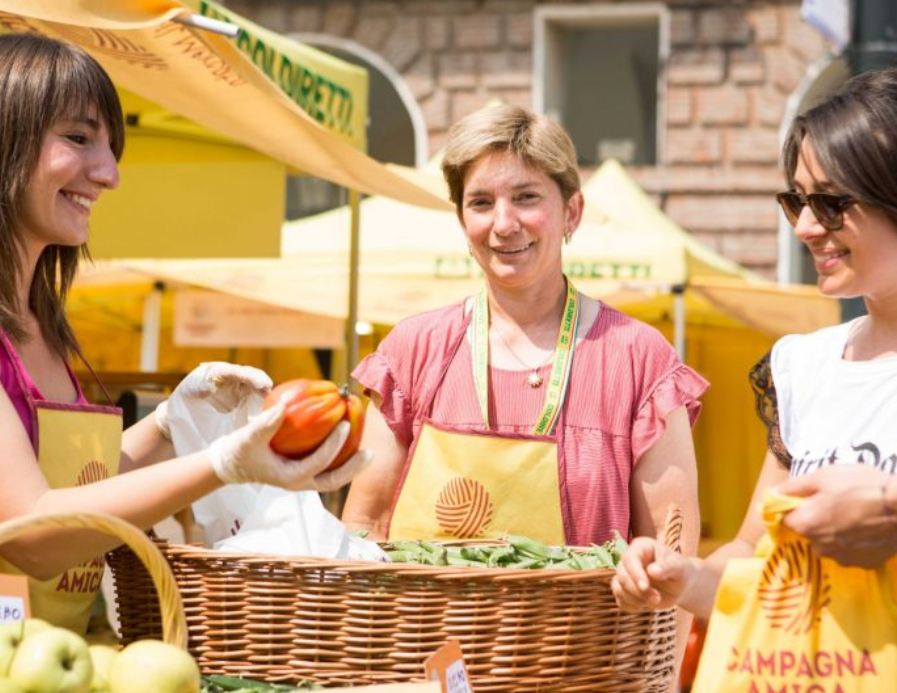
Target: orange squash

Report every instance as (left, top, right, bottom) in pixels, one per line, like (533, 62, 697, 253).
(264, 379, 364, 471)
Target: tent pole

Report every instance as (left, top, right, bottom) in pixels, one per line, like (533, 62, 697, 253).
(673, 283, 686, 362)
(140, 281, 164, 372)
(344, 188, 362, 386)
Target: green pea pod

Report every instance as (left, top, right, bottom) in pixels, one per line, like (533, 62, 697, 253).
(507, 535, 551, 559)
(386, 550, 414, 563)
(509, 557, 548, 569)
(544, 557, 578, 569)
(508, 535, 568, 560)
(612, 530, 629, 557)
(486, 546, 517, 567)
(573, 553, 601, 570)
(446, 554, 487, 567)
(589, 544, 616, 568)
(460, 547, 489, 563)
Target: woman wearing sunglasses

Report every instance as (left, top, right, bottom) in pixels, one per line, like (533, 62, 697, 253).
(612, 66, 897, 617)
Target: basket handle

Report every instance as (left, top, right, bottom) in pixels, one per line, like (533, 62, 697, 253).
(659, 503, 683, 553)
(0, 511, 187, 649)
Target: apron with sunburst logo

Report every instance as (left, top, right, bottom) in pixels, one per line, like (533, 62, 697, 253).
(0, 331, 121, 633)
(388, 281, 580, 544)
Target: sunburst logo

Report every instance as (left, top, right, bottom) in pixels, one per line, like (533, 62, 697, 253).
(758, 538, 831, 634)
(435, 477, 494, 538)
(76, 460, 110, 487)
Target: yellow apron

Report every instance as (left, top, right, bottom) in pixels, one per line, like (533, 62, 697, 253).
(0, 335, 121, 634)
(389, 281, 580, 545)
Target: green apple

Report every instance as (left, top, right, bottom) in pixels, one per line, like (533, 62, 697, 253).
(7, 627, 93, 693)
(0, 619, 53, 676)
(108, 640, 199, 693)
(87, 645, 118, 692)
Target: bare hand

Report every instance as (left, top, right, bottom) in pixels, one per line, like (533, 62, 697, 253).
(777, 466, 897, 568)
(611, 537, 697, 612)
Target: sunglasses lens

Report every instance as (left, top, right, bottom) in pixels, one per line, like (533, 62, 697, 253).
(809, 195, 843, 229)
(777, 193, 802, 224)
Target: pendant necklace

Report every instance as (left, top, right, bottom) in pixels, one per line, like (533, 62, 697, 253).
(494, 329, 555, 388)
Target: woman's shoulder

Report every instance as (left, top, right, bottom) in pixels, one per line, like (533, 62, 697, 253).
(388, 301, 465, 338)
(771, 320, 854, 371)
(378, 300, 468, 360)
(585, 301, 675, 353)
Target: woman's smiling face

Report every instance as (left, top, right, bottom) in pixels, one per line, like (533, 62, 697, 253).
(792, 139, 897, 302)
(460, 150, 581, 290)
(18, 107, 119, 255)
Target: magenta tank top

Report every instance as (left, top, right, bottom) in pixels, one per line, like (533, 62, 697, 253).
(0, 328, 88, 448)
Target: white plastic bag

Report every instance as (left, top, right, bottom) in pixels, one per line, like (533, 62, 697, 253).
(167, 389, 265, 546)
(216, 487, 387, 561)
(167, 387, 385, 561)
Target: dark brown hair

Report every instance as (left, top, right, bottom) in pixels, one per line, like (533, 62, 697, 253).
(782, 67, 897, 226)
(0, 33, 124, 358)
(441, 104, 580, 215)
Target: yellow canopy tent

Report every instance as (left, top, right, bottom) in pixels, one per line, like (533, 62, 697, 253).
(0, 0, 451, 375)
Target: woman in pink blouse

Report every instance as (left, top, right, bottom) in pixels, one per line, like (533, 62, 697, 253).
(341, 104, 708, 553)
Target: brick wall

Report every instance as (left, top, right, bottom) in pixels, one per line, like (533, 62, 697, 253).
(223, 0, 836, 276)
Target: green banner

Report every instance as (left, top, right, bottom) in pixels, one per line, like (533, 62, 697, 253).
(189, 0, 368, 151)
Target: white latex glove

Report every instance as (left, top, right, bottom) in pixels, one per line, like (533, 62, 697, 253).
(207, 401, 372, 491)
(156, 362, 273, 440)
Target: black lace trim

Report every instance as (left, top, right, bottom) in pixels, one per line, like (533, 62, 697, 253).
(748, 351, 792, 470)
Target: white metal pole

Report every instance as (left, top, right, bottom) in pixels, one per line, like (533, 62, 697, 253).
(344, 189, 362, 386)
(673, 284, 686, 362)
(140, 282, 164, 372)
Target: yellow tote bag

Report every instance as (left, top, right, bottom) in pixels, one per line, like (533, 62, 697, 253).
(692, 491, 897, 693)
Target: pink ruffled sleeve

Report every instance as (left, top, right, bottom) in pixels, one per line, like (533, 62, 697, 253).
(630, 348, 709, 463)
(352, 349, 416, 449)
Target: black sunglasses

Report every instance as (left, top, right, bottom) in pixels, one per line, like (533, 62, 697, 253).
(775, 191, 857, 231)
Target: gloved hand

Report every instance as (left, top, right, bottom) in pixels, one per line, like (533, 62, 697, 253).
(155, 362, 273, 440)
(207, 400, 372, 491)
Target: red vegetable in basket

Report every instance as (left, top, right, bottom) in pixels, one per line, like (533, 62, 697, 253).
(264, 378, 365, 471)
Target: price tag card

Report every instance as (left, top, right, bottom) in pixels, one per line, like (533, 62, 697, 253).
(0, 574, 30, 623)
(425, 640, 474, 693)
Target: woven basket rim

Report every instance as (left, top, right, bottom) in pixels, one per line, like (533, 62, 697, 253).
(0, 511, 188, 648)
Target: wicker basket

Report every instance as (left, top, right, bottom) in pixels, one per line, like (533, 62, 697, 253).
(0, 511, 188, 649)
(109, 507, 682, 692)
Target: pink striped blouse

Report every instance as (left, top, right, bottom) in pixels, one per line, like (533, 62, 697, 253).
(353, 300, 708, 545)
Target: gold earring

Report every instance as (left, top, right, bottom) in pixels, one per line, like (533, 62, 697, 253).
(564, 232, 572, 245)
(468, 245, 474, 256)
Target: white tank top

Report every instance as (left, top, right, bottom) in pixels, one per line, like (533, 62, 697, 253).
(772, 318, 897, 477)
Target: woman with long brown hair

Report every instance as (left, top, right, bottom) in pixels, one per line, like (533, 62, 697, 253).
(0, 32, 367, 634)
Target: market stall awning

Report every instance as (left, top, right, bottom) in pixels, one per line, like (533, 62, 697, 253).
(0, 0, 450, 257)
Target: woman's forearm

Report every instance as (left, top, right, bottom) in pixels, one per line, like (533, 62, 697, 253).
(4, 452, 221, 579)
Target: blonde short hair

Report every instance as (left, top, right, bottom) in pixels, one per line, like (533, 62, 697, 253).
(442, 104, 581, 213)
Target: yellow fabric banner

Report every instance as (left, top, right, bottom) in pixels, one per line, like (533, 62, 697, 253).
(183, 0, 368, 150)
(0, 0, 448, 210)
(692, 491, 897, 693)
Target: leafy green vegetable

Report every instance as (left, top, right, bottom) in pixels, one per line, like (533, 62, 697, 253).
(384, 533, 629, 570)
(201, 674, 321, 693)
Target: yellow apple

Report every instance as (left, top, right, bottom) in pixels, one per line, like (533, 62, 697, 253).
(0, 679, 25, 693)
(7, 627, 92, 693)
(87, 645, 118, 692)
(108, 640, 199, 693)
(0, 619, 53, 676)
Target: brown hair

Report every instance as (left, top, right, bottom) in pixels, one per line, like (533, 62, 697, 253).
(0, 32, 124, 357)
(441, 104, 580, 214)
(782, 67, 897, 226)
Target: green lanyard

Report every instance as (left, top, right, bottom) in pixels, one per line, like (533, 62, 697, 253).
(470, 278, 580, 435)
